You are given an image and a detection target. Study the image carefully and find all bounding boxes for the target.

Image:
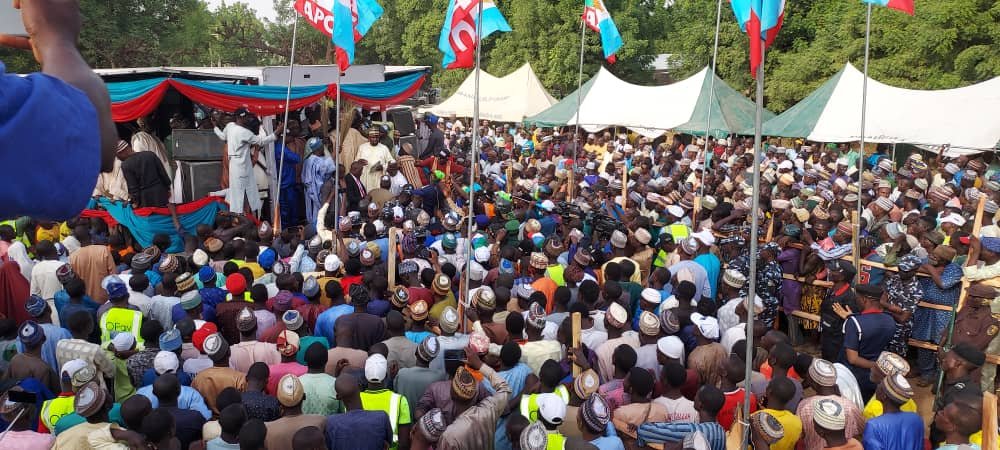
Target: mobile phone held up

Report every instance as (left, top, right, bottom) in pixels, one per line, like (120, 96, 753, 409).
(0, 3, 26, 37)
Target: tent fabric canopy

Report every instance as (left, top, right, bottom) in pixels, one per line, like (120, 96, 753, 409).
(425, 63, 557, 122)
(106, 72, 428, 122)
(525, 67, 772, 138)
(761, 63, 1000, 151)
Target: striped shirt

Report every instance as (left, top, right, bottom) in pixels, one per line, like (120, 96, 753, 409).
(637, 421, 725, 450)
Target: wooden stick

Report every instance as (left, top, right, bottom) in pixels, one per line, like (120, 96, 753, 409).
(571, 312, 582, 377)
(387, 227, 398, 289)
(506, 164, 514, 194)
(764, 216, 774, 242)
(851, 210, 860, 285)
(984, 391, 997, 450)
(621, 165, 628, 209)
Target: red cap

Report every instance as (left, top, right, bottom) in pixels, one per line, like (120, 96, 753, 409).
(226, 273, 247, 296)
(192, 322, 218, 352)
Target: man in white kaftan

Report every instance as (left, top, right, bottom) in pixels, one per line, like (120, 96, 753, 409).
(214, 108, 283, 215)
(356, 128, 395, 193)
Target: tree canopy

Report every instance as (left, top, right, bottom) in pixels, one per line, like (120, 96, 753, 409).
(0, 0, 996, 114)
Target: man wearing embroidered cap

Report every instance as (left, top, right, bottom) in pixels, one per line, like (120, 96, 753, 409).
(593, 302, 639, 382)
(265, 373, 327, 449)
(191, 333, 247, 414)
(862, 374, 924, 450)
(795, 358, 864, 450)
(687, 313, 726, 389)
(431, 306, 470, 372)
(229, 307, 280, 373)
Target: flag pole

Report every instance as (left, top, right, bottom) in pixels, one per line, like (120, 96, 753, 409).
(274, 17, 300, 229)
(572, 12, 586, 180)
(463, 0, 485, 328)
(333, 67, 342, 251)
(744, 39, 765, 448)
(855, 3, 872, 274)
(698, 0, 723, 201)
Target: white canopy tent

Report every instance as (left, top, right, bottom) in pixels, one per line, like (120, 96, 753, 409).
(762, 63, 1000, 154)
(425, 63, 557, 123)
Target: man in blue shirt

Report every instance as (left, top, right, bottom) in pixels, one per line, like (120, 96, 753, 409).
(836, 283, 897, 401)
(325, 373, 393, 450)
(862, 374, 924, 450)
(1, 0, 117, 221)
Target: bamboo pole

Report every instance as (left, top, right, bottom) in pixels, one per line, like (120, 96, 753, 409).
(571, 312, 582, 377)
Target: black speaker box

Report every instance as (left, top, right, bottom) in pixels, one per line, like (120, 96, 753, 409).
(172, 129, 223, 161)
(388, 108, 416, 136)
(179, 161, 223, 203)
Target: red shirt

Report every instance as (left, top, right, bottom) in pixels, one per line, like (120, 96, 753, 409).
(719, 387, 757, 431)
(340, 275, 364, 295)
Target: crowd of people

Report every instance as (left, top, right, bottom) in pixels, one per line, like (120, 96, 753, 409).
(2, 105, 1000, 450)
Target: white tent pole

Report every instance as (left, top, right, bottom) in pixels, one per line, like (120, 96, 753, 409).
(333, 69, 342, 250)
(699, 0, 723, 200)
(744, 40, 765, 449)
(573, 11, 587, 171)
(274, 17, 299, 227)
(856, 3, 872, 271)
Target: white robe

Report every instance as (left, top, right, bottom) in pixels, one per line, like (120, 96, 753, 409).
(356, 142, 394, 192)
(215, 123, 277, 214)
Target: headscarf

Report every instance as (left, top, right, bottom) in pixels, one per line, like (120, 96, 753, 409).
(0, 262, 32, 326)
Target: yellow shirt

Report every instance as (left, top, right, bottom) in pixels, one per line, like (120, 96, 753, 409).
(36, 225, 61, 244)
(760, 408, 802, 450)
(862, 396, 917, 420)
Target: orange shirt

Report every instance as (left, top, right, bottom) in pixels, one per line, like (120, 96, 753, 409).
(531, 277, 558, 313)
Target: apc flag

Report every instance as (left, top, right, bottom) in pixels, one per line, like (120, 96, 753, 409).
(862, 0, 914, 15)
(583, 0, 623, 63)
(332, 0, 384, 71)
(438, 0, 512, 69)
(730, 0, 785, 77)
(294, 0, 333, 37)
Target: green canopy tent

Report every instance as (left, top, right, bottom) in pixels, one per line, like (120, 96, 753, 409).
(525, 66, 772, 138)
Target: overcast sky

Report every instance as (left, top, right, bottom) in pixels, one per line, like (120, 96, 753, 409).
(205, 0, 278, 21)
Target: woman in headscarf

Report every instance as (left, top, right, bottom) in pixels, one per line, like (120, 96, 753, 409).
(0, 262, 32, 326)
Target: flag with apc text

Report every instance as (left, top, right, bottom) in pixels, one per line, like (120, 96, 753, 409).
(438, 0, 512, 69)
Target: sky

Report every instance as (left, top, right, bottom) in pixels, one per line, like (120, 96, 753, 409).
(205, 0, 278, 21)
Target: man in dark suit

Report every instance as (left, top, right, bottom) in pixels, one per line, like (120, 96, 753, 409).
(344, 161, 367, 213)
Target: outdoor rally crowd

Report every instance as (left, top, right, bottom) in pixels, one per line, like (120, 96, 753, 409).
(3, 106, 1000, 450)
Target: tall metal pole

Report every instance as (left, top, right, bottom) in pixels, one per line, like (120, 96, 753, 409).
(333, 68, 342, 250)
(274, 17, 300, 228)
(572, 14, 587, 166)
(855, 3, 872, 271)
(698, 0, 724, 200)
(743, 41, 765, 449)
(464, 0, 485, 315)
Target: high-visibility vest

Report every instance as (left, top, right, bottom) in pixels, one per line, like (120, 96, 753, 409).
(40, 395, 75, 431)
(520, 385, 569, 422)
(100, 307, 143, 345)
(545, 265, 566, 287)
(360, 389, 404, 447)
(546, 430, 566, 450)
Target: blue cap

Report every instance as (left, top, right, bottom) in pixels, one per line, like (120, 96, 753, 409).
(258, 248, 276, 270)
(106, 282, 128, 300)
(198, 266, 216, 284)
(18, 321, 43, 348)
(306, 137, 323, 151)
(982, 237, 1000, 254)
(500, 259, 515, 274)
(159, 328, 183, 352)
(25, 295, 47, 318)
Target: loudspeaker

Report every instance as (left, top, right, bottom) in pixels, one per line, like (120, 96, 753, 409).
(398, 135, 419, 157)
(388, 107, 416, 136)
(178, 161, 223, 203)
(171, 129, 223, 161)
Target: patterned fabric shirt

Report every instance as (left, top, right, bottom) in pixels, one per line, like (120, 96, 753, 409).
(884, 274, 923, 356)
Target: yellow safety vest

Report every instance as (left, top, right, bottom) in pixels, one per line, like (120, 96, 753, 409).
(546, 430, 566, 450)
(40, 395, 75, 431)
(100, 307, 143, 345)
(360, 389, 405, 448)
(545, 265, 566, 287)
(669, 224, 689, 241)
(519, 385, 569, 422)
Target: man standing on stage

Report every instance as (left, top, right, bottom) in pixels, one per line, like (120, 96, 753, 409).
(356, 128, 395, 193)
(214, 108, 283, 216)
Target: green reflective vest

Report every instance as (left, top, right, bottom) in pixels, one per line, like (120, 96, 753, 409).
(100, 307, 143, 345)
(519, 385, 569, 422)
